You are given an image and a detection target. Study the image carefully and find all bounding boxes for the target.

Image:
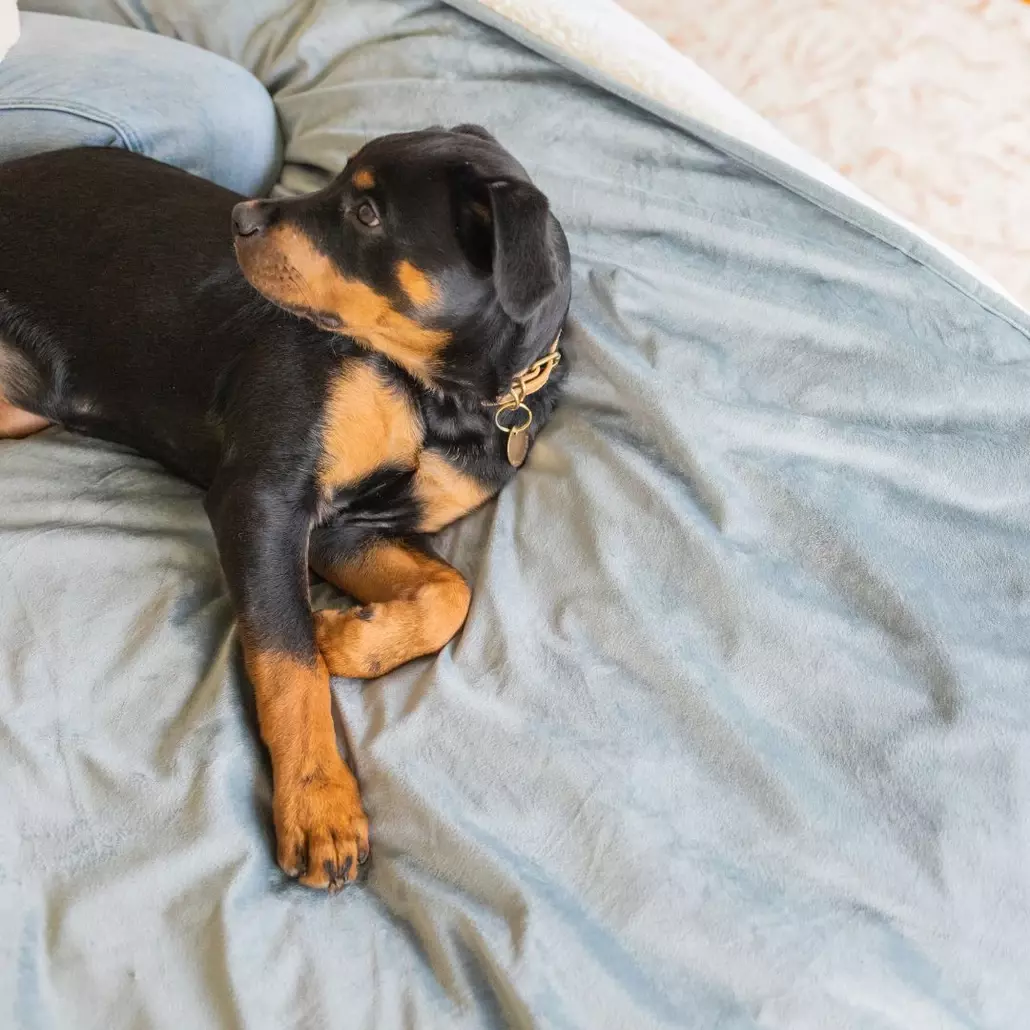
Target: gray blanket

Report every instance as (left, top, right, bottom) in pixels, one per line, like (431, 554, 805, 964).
(4, 2, 1030, 1027)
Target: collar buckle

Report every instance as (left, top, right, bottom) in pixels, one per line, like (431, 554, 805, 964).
(488, 330, 563, 468)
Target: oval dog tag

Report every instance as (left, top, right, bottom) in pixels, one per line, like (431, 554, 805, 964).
(507, 428, 530, 467)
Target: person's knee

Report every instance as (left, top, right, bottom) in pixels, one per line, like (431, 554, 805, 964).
(171, 62, 283, 197)
(0, 13, 282, 195)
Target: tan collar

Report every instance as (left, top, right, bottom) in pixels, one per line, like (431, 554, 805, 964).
(487, 329, 563, 467)
(493, 330, 563, 408)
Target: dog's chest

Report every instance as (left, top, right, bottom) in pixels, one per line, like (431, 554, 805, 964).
(317, 362, 422, 493)
(316, 363, 498, 533)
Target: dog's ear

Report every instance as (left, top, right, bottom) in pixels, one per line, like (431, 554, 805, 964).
(450, 134, 564, 321)
(450, 123, 498, 144)
(485, 179, 559, 322)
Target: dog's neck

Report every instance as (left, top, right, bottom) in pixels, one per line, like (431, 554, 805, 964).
(488, 330, 562, 406)
(434, 294, 568, 394)
(482, 329, 564, 467)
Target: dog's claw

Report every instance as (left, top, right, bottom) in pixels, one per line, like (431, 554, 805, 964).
(274, 763, 368, 892)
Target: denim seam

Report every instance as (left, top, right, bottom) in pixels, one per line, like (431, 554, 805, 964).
(0, 97, 144, 153)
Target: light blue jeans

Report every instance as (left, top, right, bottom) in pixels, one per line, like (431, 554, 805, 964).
(0, 12, 282, 196)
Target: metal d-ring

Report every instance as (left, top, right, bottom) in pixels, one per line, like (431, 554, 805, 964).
(494, 402, 533, 435)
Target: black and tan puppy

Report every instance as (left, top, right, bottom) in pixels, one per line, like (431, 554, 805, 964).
(0, 126, 571, 891)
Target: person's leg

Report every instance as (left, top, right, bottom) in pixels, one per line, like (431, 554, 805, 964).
(0, 12, 282, 196)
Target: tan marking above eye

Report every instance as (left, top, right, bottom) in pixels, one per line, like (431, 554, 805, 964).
(318, 360, 423, 493)
(468, 200, 492, 225)
(395, 260, 438, 308)
(352, 168, 375, 190)
(236, 224, 451, 383)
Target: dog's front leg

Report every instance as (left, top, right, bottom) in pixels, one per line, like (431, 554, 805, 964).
(308, 531, 471, 678)
(206, 474, 368, 891)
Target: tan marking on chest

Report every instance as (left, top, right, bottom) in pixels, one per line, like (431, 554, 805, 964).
(319, 362, 422, 493)
(395, 260, 437, 307)
(414, 451, 495, 533)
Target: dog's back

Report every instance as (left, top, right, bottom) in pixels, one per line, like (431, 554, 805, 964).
(0, 147, 326, 482)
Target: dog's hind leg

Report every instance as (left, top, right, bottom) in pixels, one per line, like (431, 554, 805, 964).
(0, 330, 52, 438)
(310, 535, 472, 679)
(0, 395, 51, 438)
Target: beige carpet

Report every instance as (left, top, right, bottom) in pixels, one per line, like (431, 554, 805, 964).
(621, 0, 1030, 307)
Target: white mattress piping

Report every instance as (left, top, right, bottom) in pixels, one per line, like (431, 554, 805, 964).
(470, 0, 1020, 308)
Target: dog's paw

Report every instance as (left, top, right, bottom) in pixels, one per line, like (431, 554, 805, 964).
(313, 606, 383, 678)
(274, 761, 370, 892)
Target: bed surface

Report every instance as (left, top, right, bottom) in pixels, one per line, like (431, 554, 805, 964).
(4, 2, 1030, 1027)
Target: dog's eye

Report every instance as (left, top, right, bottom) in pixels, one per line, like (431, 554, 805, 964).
(355, 200, 380, 228)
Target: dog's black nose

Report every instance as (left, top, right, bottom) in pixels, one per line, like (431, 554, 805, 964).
(232, 201, 268, 238)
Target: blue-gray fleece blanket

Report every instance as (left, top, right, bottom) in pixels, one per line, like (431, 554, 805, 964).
(4, 1, 1030, 1027)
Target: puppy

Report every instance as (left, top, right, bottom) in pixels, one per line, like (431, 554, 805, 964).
(0, 125, 571, 891)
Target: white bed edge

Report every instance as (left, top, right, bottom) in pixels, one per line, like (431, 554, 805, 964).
(470, 0, 1020, 308)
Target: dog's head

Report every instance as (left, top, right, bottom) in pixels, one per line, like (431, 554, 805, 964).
(232, 126, 571, 392)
